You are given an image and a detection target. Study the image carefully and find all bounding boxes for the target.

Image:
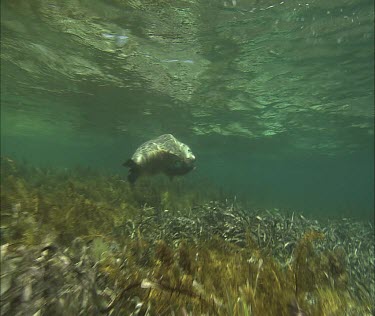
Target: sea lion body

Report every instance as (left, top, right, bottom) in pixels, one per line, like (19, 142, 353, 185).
(123, 134, 196, 183)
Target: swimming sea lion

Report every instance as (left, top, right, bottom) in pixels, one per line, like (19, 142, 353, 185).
(123, 134, 196, 184)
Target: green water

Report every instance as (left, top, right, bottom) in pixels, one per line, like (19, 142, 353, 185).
(1, 0, 374, 219)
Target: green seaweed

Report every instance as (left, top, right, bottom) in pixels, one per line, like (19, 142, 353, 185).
(1, 157, 373, 315)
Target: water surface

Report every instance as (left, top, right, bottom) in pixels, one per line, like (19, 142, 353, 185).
(1, 0, 373, 219)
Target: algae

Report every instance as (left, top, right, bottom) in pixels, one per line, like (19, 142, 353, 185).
(0, 157, 374, 315)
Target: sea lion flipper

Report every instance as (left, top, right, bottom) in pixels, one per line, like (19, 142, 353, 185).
(123, 159, 139, 184)
(128, 170, 139, 184)
(123, 159, 136, 168)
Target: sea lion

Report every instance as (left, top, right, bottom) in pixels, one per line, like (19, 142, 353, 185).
(123, 134, 196, 184)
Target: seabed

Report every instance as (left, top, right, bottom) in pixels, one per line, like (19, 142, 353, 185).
(1, 157, 374, 315)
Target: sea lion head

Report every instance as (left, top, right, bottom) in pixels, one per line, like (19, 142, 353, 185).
(179, 142, 196, 164)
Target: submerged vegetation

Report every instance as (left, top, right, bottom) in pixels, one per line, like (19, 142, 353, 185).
(1, 157, 374, 315)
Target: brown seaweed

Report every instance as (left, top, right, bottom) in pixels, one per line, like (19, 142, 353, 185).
(1, 157, 374, 315)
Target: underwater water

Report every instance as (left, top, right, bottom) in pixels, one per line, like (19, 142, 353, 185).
(1, 0, 374, 220)
(1, 1, 374, 315)
(1, 0, 374, 221)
